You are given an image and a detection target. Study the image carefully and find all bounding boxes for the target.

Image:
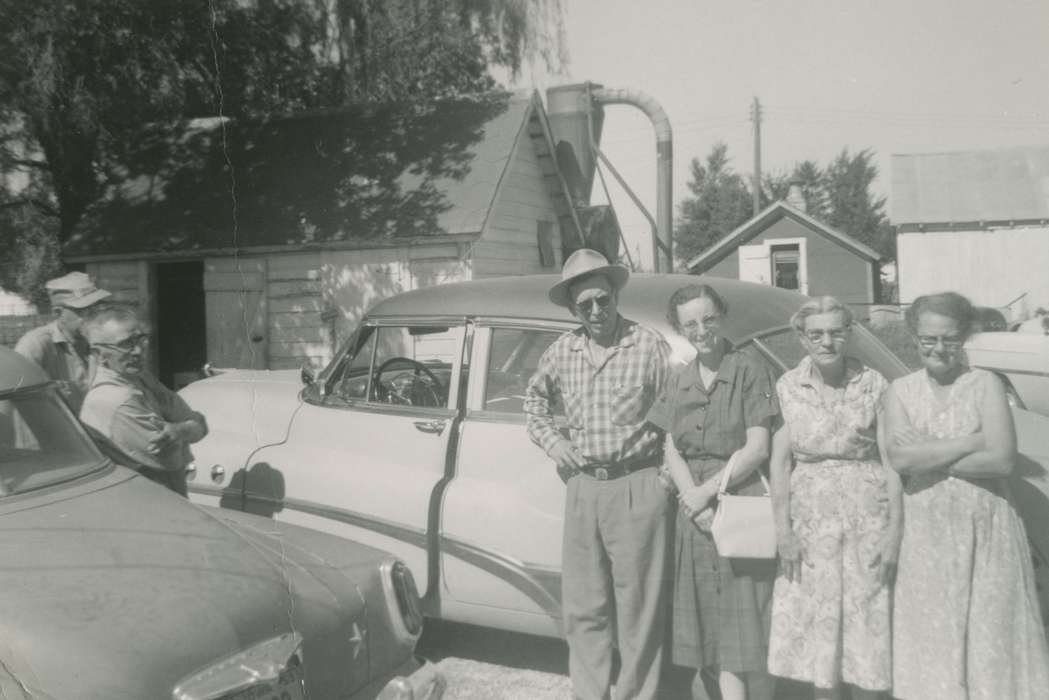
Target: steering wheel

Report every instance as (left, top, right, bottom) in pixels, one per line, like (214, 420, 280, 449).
(373, 357, 444, 407)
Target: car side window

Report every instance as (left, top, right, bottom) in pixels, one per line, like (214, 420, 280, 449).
(483, 328, 562, 414)
(329, 324, 460, 409)
(754, 329, 804, 375)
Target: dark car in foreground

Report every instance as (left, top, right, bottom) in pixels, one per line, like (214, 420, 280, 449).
(180, 274, 1049, 638)
(0, 347, 443, 700)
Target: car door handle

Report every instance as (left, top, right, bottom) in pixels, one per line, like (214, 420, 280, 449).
(413, 420, 446, 434)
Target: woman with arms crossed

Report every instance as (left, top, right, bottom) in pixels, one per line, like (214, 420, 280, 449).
(887, 292, 1049, 699)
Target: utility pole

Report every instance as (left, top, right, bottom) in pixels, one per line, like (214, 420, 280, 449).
(751, 96, 762, 215)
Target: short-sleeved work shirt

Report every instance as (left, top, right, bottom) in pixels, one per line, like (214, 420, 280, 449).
(14, 321, 92, 411)
(80, 366, 202, 473)
(646, 346, 779, 461)
(525, 317, 670, 464)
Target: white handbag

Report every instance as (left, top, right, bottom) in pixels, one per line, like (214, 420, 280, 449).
(709, 453, 777, 559)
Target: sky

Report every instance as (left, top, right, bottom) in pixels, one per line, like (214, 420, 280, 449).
(507, 0, 1049, 270)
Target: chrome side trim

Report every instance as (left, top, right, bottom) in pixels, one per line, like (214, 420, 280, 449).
(972, 365, 1049, 379)
(438, 536, 562, 621)
(242, 493, 429, 549)
(231, 494, 563, 622)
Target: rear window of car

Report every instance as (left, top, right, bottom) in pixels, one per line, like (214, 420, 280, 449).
(752, 325, 908, 381)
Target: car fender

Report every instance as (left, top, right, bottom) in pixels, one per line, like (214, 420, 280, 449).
(180, 370, 305, 484)
(1010, 407, 1049, 624)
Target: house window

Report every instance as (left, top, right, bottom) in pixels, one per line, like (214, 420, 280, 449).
(537, 221, 556, 268)
(770, 244, 800, 291)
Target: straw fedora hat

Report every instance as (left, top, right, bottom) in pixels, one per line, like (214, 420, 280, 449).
(548, 248, 630, 308)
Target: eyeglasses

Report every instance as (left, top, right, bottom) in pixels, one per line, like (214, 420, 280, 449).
(803, 327, 850, 343)
(93, 333, 149, 354)
(573, 294, 613, 314)
(681, 315, 722, 333)
(916, 335, 964, 350)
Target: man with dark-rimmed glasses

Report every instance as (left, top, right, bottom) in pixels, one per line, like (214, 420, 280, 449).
(525, 248, 671, 700)
(79, 306, 207, 496)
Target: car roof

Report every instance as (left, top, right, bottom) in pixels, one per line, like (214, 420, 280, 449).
(0, 346, 49, 392)
(368, 273, 807, 342)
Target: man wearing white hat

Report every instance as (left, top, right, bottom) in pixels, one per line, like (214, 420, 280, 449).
(525, 249, 671, 700)
(15, 271, 111, 412)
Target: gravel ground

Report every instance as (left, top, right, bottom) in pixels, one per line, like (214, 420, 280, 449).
(415, 620, 803, 699)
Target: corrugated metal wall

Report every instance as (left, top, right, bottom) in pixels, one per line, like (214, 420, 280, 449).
(897, 226, 1049, 313)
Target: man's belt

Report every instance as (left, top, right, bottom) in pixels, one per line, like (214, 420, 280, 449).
(579, 454, 662, 481)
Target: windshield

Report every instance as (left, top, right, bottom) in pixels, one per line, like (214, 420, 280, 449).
(0, 386, 107, 497)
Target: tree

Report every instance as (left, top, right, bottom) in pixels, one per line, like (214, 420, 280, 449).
(823, 148, 894, 261)
(0, 0, 566, 299)
(674, 142, 753, 265)
(763, 159, 827, 220)
(763, 149, 893, 261)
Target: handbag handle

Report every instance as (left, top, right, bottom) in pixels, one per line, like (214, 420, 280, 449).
(716, 451, 771, 497)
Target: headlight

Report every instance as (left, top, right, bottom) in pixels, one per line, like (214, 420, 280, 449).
(171, 632, 304, 700)
(381, 560, 424, 641)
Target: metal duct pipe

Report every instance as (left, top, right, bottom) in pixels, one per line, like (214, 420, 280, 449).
(546, 84, 605, 207)
(591, 87, 673, 273)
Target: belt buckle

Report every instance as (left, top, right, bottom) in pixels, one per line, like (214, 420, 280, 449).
(594, 467, 609, 481)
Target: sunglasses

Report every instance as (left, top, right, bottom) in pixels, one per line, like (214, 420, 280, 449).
(573, 294, 613, 314)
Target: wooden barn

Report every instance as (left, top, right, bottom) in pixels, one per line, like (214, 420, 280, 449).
(685, 195, 881, 305)
(64, 91, 581, 385)
(892, 145, 1049, 316)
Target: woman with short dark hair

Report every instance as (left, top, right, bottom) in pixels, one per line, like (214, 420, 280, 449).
(647, 284, 778, 700)
(887, 291, 1049, 698)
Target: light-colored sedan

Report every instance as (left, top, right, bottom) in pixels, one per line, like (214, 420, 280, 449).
(0, 348, 442, 699)
(965, 331, 1049, 417)
(181, 274, 1049, 637)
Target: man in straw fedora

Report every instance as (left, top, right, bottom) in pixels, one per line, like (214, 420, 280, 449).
(525, 248, 671, 699)
(15, 271, 111, 412)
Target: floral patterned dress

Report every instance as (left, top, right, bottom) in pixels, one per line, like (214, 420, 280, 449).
(892, 368, 1049, 699)
(767, 356, 892, 691)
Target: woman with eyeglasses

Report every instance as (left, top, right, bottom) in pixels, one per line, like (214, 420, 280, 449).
(886, 292, 1049, 699)
(766, 297, 902, 700)
(646, 284, 778, 700)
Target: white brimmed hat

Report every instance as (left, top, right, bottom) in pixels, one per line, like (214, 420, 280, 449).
(46, 272, 111, 309)
(548, 249, 630, 308)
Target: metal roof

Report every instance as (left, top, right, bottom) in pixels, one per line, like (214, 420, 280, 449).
(892, 145, 1049, 224)
(66, 92, 538, 257)
(0, 347, 48, 392)
(369, 273, 807, 343)
(686, 201, 881, 272)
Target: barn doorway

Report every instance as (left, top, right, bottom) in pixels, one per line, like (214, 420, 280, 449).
(154, 261, 206, 389)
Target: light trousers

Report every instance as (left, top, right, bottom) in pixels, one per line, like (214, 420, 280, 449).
(562, 467, 670, 700)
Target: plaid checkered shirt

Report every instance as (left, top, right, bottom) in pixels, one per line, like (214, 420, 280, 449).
(525, 318, 670, 465)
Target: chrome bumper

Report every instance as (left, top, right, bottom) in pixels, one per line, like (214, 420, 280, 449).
(376, 659, 444, 700)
